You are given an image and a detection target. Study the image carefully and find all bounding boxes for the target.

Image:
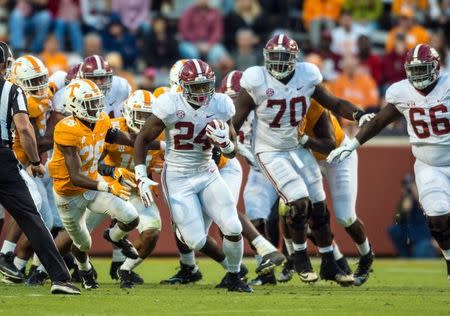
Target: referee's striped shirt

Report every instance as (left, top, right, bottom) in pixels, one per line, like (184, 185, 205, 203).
(0, 78, 28, 147)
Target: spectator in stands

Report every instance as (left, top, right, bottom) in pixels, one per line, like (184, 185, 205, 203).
(430, 31, 450, 74)
(388, 174, 436, 258)
(40, 35, 69, 74)
(102, 14, 138, 70)
(8, 0, 52, 53)
(141, 14, 179, 69)
(112, 0, 151, 35)
(357, 35, 382, 85)
(106, 52, 138, 91)
(331, 10, 367, 56)
(84, 32, 103, 57)
(303, 0, 345, 50)
(305, 53, 337, 82)
(391, 0, 428, 23)
(139, 67, 158, 91)
(381, 33, 408, 92)
(223, 0, 269, 51)
(231, 28, 261, 71)
(178, 0, 231, 69)
(385, 6, 430, 52)
(315, 31, 341, 72)
(49, 0, 84, 55)
(343, 0, 382, 32)
(259, 0, 289, 29)
(0, 0, 9, 42)
(80, 0, 111, 32)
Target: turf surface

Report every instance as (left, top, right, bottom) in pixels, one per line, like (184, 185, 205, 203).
(0, 258, 448, 315)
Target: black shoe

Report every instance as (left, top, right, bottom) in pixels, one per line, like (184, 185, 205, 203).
(239, 264, 248, 282)
(79, 268, 99, 289)
(216, 264, 248, 288)
(27, 265, 37, 278)
(117, 269, 134, 289)
(256, 251, 286, 275)
(248, 270, 277, 286)
(160, 262, 203, 285)
(71, 266, 82, 283)
(277, 255, 295, 283)
(336, 257, 353, 275)
(103, 229, 139, 259)
(25, 269, 48, 286)
(446, 260, 450, 282)
(319, 251, 354, 286)
(218, 272, 253, 293)
(110, 261, 122, 280)
(353, 251, 374, 286)
(51, 281, 81, 295)
(0, 252, 25, 281)
(130, 270, 144, 285)
(293, 250, 318, 283)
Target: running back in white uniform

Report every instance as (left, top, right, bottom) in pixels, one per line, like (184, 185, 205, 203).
(49, 70, 67, 92)
(386, 73, 450, 215)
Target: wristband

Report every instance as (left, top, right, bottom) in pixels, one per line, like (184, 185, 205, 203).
(160, 141, 166, 151)
(221, 141, 235, 154)
(135, 164, 147, 181)
(31, 160, 41, 166)
(352, 110, 366, 121)
(299, 134, 309, 146)
(348, 138, 361, 150)
(97, 181, 109, 192)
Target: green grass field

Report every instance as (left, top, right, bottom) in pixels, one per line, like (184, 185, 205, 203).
(0, 258, 448, 315)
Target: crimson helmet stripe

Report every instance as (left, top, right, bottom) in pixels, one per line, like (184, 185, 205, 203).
(192, 59, 203, 75)
(226, 71, 236, 90)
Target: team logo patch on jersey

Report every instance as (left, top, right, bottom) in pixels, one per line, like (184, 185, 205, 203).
(266, 88, 274, 97)
(407, 100, 416, 107)
(176, 110, 186, 119)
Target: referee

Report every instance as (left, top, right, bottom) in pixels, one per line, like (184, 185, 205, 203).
(0, 44, 80, 295)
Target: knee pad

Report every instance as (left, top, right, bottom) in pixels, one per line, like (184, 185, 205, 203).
(222, 217, 242, 236)
(309, 202, 330, 230)
(427, 216, 450, 244)
(289, 199, 309, 230)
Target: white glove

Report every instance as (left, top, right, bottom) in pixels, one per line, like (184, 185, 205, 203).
(358, 113, 375, 127)
(298, 134, 309, 147)
(237, 142, 257, 167)
(135, 164, 158, 207)
(206, 119, 230, 146)
(326, 138, 360, 163)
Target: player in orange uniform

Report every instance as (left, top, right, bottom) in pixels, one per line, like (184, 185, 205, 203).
(48, 79, 141, 290)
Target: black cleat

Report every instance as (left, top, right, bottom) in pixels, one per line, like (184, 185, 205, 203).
(160, 262, 203, 285)
(239, 264, 249, 282)
(25, 269, 48, 286)
(256, 251, 286, 275)
(79, 268, 99, 289)
(110, 261, 122, 280)
(319, 251, 354, 286)
(248, 270, 277, 286)
(277, 255, 295, 283)
(336, 257, 353, 275)
(117, 269, 134, 289)
(51, 281, 81, 295)
(103, 229, 139, 259)
(129, 270, 144, 285)
(446, 260, 450, 282)
(71, 266, 82, 283)
(293, 250, 318, 283)
(218, 272, 253, 293)
(216, 264, 249, 288)
(353, 251, 374, 286)
(0, 252, 25, 281)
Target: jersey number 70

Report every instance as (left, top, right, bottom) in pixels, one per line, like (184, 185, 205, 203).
(267, 97, 307, 128)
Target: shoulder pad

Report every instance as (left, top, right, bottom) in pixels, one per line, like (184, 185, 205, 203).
(241, 66, 266, 89)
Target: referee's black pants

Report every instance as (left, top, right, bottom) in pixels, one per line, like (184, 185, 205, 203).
(0, 148, 70, 282)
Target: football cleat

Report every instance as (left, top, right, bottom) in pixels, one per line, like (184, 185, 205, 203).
(293, 250, 318, 283)
(79, 268, 99, 289)
(336, 257, 353, 275)
(160, 262, 203, 285)
(71, 266, 82, 283)
(0, 252, 25, 281)
(319, 251, 354, 286)
(353, 251, 374, 286)
(110, 261, 121, 280)
(218, 272, 253, 293)
(248, 270, 277, 286)
(446, 260, 450, 282)
(51, 281, 81, 295)
(117, 269, 134, 289)
(103, 229, 139, 259)
(255, 251, 286, 275)
(277, 255, 295, 283)
(25, 269, 48, 286)
(216, 264, 249, 288)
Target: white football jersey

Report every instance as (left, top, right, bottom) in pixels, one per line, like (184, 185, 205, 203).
(49, 70, 67, 92)
(241, 62, 322, 154)
(386, 73, 450, 166)
(152, 92, 235, 169)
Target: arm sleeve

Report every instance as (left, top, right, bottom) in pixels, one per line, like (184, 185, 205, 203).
(11, 87, 28, 115)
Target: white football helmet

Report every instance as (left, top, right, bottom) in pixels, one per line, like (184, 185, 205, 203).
(169, 59, 188, 90)
(123, 89, 153, 133)
(64, 79, 104, 123)
(11, 55, 49, 98)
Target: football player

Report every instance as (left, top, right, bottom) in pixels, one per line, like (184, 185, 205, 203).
(233, 34, 372, 285)
(328, 44, 450, 282)
(134, 59, 252, 292)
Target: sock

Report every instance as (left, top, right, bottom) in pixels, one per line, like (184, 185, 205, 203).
(1, 241, 16, 254)
(109, 225, 128, 242)
(318, 245, 334, 254)
(357, 238, 370, 256)
(293, 242, 307, 252)
(223, 238, 243, 273)
(220, 258, 228, 270)
(284, 238, 294, 256)
(112, 248, 126, 262)
(179, 251, 196, 267)
(120, 257, 144, 271)
(254, 255, 262, 266)
(75, 258, 92, 272)
(13, 257, 27, 271)
(32, 254, 41, 267)
(333, 243, 344, 260)
(37, 264, 47, 273)
(441, 248, 450, 261)
(251, 235, 277, 257)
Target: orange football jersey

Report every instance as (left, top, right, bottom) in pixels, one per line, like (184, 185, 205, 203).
(49, 112, 112, 196)
(103, 117, 165, 174)
(13, 88, 54, 165)
(300, 99, 345, 161)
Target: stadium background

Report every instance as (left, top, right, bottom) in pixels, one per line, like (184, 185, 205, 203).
(0, 0, 447, 257)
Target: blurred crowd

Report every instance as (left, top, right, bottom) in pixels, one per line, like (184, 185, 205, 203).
(0, 0, 449, 134)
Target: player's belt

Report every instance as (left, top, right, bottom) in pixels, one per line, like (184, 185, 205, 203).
(164, 161, 216, 174)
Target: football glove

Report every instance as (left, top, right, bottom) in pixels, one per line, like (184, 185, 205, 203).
(326, 138, 360, 163)
(113, 167, 137, 188)
(135, 164, 158, 207)
(358, 113, 375, 127)
(206, 120, 234, 154)
(109, 180, 132, 201)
